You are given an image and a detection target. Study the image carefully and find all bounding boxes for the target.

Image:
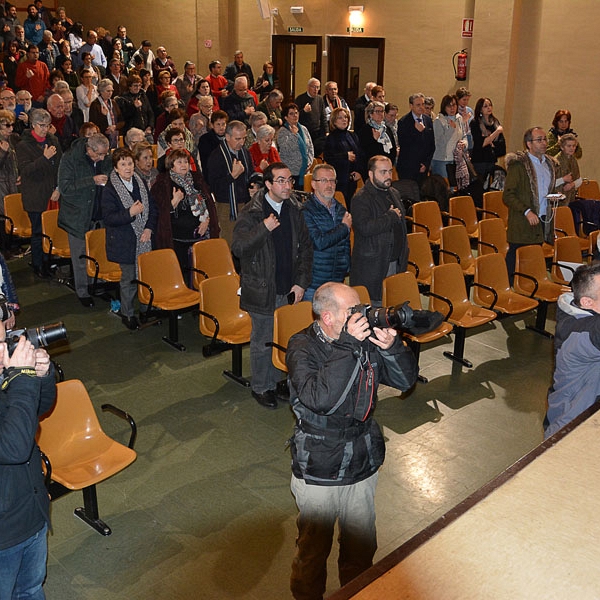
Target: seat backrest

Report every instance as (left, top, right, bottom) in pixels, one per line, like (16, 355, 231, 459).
(429, 263, 471, 318)
(137, 248, 190, 305)
(554, 205, 577, 237)
(303, 172, 313, 192)
(552, 236, 584, 283)
(483, 190, 508, 227)
(41, 209, 69, 255)
(272, 301, 315, 371)
(407, 231, 435, 283)
(198, 274, 247, 337)
(382, 272, 423, 309)
(514, 244, 550, 295)
(191, 238, 236, 289)
(4, 193, 31, 236)
(578, 179, 600, 200)
(334, 191, 347, 209)
(352, 285, 371, 305)
(412, 200, 443, 243)
(478, 217, 508, 256)
(440, 225, 474, 272)
(37, 379, 106, 470)
(449, 195, 478, 236)
(473, 253, 511, 306)
(84, 228, 121, 279)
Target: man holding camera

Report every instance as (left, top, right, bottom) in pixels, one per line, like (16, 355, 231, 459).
(0, 320, 56, 600)
(349, 155, 408, 305)
(286, 282, 418, 600)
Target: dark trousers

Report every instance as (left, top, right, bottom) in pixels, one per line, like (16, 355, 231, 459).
(27, 211, 43, 270)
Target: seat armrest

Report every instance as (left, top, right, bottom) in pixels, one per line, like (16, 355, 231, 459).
(101, 404, 137, 449)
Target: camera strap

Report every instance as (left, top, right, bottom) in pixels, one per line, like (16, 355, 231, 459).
(325, 357, 362, 416)
(1, 367, 38, 389)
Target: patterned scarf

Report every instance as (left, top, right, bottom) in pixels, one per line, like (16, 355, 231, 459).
(453, 142, 470, 191)
(218, 140, 252, 220)
(169, 169, 209, 233)
(367, 118, 392, 154)
(109, 170, 152, 272)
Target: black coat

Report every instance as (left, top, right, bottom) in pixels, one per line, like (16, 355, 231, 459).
(396, 111, 435, 181)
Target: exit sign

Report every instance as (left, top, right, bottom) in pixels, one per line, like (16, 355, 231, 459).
(346, 26, 364, 33)
(288, 26, 303, 32)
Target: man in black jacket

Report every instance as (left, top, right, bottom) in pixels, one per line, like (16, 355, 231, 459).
(295, 78, 327, 156)
(0, 321, 56, 600)
(287, 281, 418, 599)
(231, 162, 312, 409)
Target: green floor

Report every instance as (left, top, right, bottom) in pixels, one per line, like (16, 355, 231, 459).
(11, 256, 552, 600)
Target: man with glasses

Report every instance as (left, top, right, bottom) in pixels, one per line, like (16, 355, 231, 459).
(15, 45, 50, 106)
(58, 132, 111, 306)
(232, 161, 312, 409)
(302, 163, 351, 300)
(350, 155, 408, 305)
(504, 126, 556, 280)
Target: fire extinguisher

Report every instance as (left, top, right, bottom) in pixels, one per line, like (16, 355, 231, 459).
(453, 49, 468, 81)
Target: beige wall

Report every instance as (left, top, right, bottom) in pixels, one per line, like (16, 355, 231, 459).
(62, 0, 600, 176)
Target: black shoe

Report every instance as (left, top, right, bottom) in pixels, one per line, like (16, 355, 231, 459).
(78, 296, 95, 308)
(275, 379, 290, 401)
(33, 266, 50, 279)
(251, 390, 278, 410)
(121, 315, 139, 330)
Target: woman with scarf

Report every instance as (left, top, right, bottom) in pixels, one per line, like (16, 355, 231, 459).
(431, 94, 468, 178)
(547, 109, 582, 159)
(249, 124, 280, 173)
(471, 97, 506, 185)
(89, 79, 124, 149)
(324, 107, 365, 209)
(357, 101, 397, 166)
(253, 62, 279, 101)
(276, 103, 313, 191)
(102, 147, 158, 330)
(151, 148, 219, 274)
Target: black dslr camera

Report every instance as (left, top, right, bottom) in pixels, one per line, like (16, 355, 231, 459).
(349, 302, 444, 335)
(6, 322, 68, 355)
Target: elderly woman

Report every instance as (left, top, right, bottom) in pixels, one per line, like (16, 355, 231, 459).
(423, 96, 436, 120)
(249, 125, 281, 173)
(102, 147, 158, 330)
(276, 103, 314, 191)
(75, 68, 97, 121)
(357, 100, 397, 164)
(155, 70, 180, 101)
(134, 141, 159, 189)
(15, 109, 61, 277)
(431, 94, 468, 178)
(78, 52, 101, 85)
(245, 111, 267, 148)
(119, 74, 155, 137)
(554, 133, 582, 205)
(324, 107, 365, 209)
(187, 78, 217, 117)
(189, 98, 212, 142)
(157, 108, 195, 158)
(89, 79, 124, 148)
(547, 109, 582, 159)
(151, 148, 219, 273)
(471, 97, 506, 184)
(156, 127, 199, 173)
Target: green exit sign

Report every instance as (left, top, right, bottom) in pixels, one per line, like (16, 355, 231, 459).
(346, 26, 364, 33)
(288, 26, 304, 32)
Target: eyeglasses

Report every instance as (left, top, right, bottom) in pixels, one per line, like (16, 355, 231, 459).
(170, 138, 185, 143)
(0, 122, 13, 128)
(372, 109, 385, 114)
(531, 137, 547, 143)
(0, 96, 15, 101)
(272, 177, 295, 186)
(313, 178, 337, 185)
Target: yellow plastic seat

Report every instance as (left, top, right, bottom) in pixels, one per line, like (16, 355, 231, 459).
(37, 379, 137, 536)
(136, 249, 199, 351)
(190, 238, 236, 289)
(352, 285, 371, 305)
(2, 192, 32, 249)
(513, 245, 570, 337)
(449, 195, 494, 240)
(198, 274, 252, 386)
(578, 179, 600, 200)
(483, 190, 508, 228)
(410, 200, 445, 247)
(478, 217, 508, 256)
(440, 225, 475, 277)
(428, 263, 496, 367)
(382, 271, 452, 382)
(303, 172, 313, 192)
(589, 230, 600, 258)
(81, 228, 122, 297)
(551, 235, 584, 285)
(272, 301, 315, 372)
(553, 205, 589, 255)
(41, 208, 70, 258)
(407, 231, 435, 288)
(473, 253, 539, 316)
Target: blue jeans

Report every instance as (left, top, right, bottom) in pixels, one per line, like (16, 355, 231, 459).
(0, 524, 47, 600)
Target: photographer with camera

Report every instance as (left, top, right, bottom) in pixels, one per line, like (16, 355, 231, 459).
(286, 282, 418, 600)
(0, 319, 56, 600)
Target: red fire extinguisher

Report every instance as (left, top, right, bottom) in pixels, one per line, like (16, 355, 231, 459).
(453, 49, 468, 81)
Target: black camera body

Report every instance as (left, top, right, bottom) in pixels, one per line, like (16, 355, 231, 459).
(6, 322, 68, 355)
(349, 302, 414, 330)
